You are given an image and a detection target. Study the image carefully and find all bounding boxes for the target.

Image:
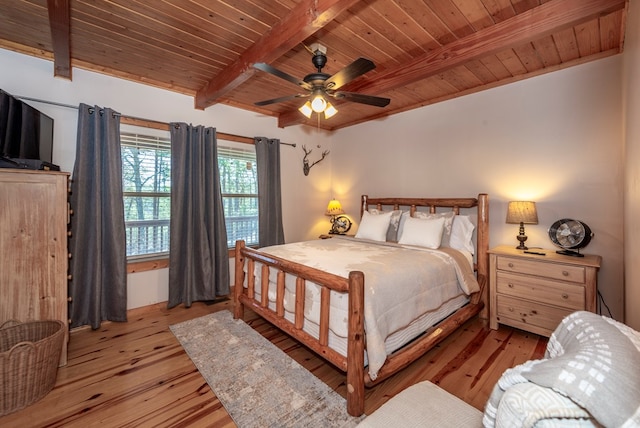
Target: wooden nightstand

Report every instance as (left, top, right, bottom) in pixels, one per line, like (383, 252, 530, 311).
(488, 245, 601, 337)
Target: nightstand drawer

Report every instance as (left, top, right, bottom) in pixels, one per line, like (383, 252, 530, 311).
(495, 295, 571, 334)
(496, 271, 585, 310)
(496, 256, 585, 283)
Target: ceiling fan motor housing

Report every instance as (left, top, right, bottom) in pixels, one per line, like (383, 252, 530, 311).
(312, 50, 327, 72)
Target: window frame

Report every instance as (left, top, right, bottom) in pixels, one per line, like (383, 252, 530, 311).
(119, 118, 259, 273)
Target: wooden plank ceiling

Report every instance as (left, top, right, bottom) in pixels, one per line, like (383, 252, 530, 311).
(0, 0, 627, 131)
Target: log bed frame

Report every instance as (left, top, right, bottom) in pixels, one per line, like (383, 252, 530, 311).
(233, 194, 489, 416)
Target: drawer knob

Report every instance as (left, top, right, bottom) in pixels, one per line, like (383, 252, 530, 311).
(508, 283, 514, 288)
(562, 293, 569, 299)
(562, 271, 569, 277)
(508, 307, 514, 312)
(508, 262, 514, 268)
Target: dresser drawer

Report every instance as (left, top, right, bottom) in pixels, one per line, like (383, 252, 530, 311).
(495, 295, 571, 334)
(496, 271, 585, 310)
(496, 256, 585, 284)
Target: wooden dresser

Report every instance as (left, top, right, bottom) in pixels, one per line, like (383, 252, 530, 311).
(0, 169, 70, 365)
(488, 245, 601, 337)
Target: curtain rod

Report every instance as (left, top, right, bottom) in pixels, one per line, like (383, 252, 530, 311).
(15, 95, 297, 147)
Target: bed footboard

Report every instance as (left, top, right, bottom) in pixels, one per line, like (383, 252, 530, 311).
(233, 240, 367, 416)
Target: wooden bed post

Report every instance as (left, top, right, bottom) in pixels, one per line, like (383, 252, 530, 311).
(360, 195, 368, 219)
(346, 270, 365, 417)
(476, 193, 490, 319)
(233, 240, 246, 320)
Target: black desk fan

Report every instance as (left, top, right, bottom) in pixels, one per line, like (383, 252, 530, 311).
(548, 219, 593, 257)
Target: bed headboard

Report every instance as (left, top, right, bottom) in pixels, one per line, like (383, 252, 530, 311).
(360, 194, 490, 318)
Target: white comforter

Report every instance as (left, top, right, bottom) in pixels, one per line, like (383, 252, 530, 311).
(252, 236, 480, 380)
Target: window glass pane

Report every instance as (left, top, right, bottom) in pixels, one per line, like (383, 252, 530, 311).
(218, 141, 259, 247)
(218, 144, 258, 195)
(121, 131, 171, 258)
(223, 196, 258, 247)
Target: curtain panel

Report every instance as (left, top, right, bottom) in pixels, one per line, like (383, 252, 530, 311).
(68, 104, 127, 329)
(168, 123, 229, 308)
(255, 137, 285, 247)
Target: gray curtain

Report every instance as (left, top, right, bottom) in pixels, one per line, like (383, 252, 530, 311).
(69, 104, 127, 329)
(255, 137, 285, 246)
(168, 123, 229, 309)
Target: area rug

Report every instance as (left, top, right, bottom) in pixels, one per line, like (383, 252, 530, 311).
(170, 310, 364, 428)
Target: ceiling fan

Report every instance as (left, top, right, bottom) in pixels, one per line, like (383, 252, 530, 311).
(253, 43, 390, 119)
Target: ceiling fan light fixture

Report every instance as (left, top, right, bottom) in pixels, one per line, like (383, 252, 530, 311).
(298, 101, 313, 118)
(311, 93, 327, 112)
(324, 102, 338, 119)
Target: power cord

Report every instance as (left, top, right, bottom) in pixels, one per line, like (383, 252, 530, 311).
(597, 289, 613, 318)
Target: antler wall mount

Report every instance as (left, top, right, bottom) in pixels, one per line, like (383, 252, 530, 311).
(302, 145, 329, 176)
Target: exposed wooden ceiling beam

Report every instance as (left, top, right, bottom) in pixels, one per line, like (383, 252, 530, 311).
(278, 0, 626, 128)
(47, 0, 71, 79)
(194, 0, 361, 110)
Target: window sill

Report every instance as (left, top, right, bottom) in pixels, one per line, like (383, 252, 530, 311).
(127, 258, 169, 273)
(126, 248, 251, 273)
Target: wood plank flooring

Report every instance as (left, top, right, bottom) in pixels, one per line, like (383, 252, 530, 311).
(0, 299, 547, 427)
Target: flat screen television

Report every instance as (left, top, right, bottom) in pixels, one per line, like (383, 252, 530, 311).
(0, 89, 55, 167)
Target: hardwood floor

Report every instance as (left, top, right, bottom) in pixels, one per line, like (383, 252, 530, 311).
(1, 299, 547, 427)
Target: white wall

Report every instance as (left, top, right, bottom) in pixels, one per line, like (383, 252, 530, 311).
(332, 57, 625, 321)
(623, 0, 640, 331)
(0, 49, 335, 309)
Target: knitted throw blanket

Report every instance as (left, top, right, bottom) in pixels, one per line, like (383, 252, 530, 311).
(484, 311, 640, 428)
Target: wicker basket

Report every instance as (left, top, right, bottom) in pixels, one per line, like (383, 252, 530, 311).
(0, 319, 65, 416)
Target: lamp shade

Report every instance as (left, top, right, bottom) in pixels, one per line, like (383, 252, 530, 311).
(325, 199, 345, 216)
(298, 101, 313, 118)
(506, 201, 538, 224)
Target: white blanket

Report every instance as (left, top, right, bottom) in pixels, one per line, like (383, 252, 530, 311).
(252, 236, 480, 380)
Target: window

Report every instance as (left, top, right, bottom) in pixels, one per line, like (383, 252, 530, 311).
(121, 128, 259, 260)
(121, 131, 171, 259)
(218, 141, 259, 248)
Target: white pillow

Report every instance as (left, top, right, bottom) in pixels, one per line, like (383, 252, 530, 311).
(398, 216, 445, 249)
(448, 215, 475, 253)
(417, 211, 455, 246)
(398, 210, 454, 245)
(355, 210, 394, 241)
(369, 209, 403, 241)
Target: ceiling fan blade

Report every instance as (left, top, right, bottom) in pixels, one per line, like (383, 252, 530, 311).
(324, 58, 376, 90)
(253, 63, 312, 91)
(333, 91, 390, 107)
(254, 93, 308, 106)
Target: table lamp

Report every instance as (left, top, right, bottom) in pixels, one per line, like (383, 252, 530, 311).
(326, 199, 345, 234)
(506, 201, 538, 250)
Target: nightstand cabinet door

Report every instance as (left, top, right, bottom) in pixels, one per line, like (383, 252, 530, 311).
(488, 246, 601, 337)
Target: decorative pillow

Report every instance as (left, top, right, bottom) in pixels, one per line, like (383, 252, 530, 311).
(355, 210, 394, 241)
(397, 216, 445, 249)
(398, 210, 454, 245)
(369, 209, 403, 241)
(447, 215, 475, 254)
